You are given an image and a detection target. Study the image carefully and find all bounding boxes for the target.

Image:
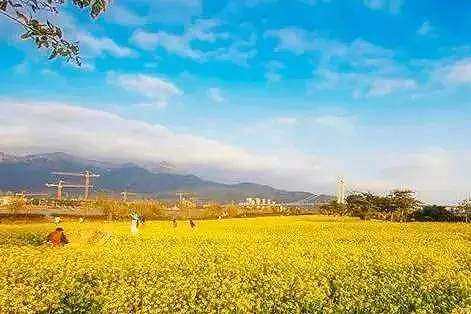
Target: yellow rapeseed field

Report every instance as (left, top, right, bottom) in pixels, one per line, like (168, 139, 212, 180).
(1, 216, 471, 314)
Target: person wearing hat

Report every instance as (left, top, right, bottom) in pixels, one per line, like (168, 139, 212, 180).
(47, 226, 69, 247)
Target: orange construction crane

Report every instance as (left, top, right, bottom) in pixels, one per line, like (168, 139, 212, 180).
(52, 171, 100, 199)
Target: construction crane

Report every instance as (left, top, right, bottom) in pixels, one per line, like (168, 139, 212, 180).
(45, 180, 88, 200)
(176, 191, 195, 201)
(52, 171, 100, 199)
(175, 191, 198, 218)
(121, 191, 138, 201)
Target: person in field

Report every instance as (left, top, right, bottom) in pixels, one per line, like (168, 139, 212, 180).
(189, 219, 196, 228)
(172, 218, 177, 228)
(47, 226, 69, 247)
(140, 215, 146, 228)
(54, 216, 61, 225)
(130, 212, 140, 234)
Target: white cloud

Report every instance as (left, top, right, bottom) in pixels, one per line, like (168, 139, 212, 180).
(76, 32, 136, 58)
(265, 27, 314, 55)
(367, 78, 417, 96)
(274, 117, 298, 125)
(131, 0, 202, 24)
(81, 63, 96, 71)
(109, 73, 183, 108)
(0, 101, 336, 192)
(209, 33, 257, 65)
(413, 56, 471, 88)
(417, 21, 432, 36)
(65, 61, 96, 72)
(265, 60, 284, 82)
(31, 11, 135, 64)
(131, 29, 204, 59)
(265, 27, 393, 66)
(265, 72, 282, 82)
(12, 61, 28, 75)
(0, 102, 264, 169)
(266, 26, 412, 97)
(312, 115, 355, 135)
(266, 114, 354, 134)
(106, 3, 147, 26)
(288, 29, 412, 98)
(2, 101, 471, 203)
(208, 88, 225, 103)
(314, 69, 416, 97)
(442, 59, 471, 84)
(41, 69, 60, 77)
(379, 148, 464, 203)
(131, 19, 255, 65)
(131, 19, 226, 60)
(363, 0, 403, 14)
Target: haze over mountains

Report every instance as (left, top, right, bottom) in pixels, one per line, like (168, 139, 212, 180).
(0, 152, 332, 203)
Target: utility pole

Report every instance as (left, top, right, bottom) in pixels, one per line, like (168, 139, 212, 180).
(52, 171, 100, 199)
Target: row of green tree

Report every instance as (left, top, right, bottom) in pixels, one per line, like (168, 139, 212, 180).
(321, 189, 471, 222)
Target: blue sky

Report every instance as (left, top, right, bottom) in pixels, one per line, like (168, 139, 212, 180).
(1, 0, 471, 203)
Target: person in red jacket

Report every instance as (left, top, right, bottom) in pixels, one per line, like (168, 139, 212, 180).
(47, 226, 69, 247)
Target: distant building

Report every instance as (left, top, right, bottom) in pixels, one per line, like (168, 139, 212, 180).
(239, 197, 277, 208)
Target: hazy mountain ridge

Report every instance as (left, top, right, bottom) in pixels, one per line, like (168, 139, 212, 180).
(0, 152, 332, 203)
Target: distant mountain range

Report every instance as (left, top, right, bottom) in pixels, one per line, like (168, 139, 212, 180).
(0, 152, 333, 203)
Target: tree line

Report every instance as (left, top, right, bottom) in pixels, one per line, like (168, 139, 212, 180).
(320, 189, 471, 222)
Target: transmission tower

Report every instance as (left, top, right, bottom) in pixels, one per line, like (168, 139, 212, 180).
(336, 177, 346, 204)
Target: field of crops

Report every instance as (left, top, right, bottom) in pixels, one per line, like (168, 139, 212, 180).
(1, 216, 471, 314)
